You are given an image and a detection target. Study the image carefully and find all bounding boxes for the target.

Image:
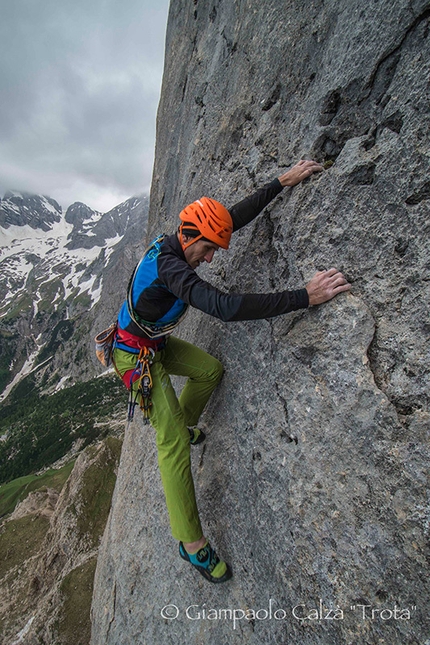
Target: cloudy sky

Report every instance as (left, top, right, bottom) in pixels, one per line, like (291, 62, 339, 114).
(0, 0, 170, 212)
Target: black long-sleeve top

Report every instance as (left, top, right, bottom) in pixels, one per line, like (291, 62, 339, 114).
(117, 178, 309, 339)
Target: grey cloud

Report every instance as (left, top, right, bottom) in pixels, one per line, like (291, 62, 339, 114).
(0, 0, 169, 210)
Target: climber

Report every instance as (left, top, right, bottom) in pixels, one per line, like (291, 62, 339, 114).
(112, 159, 351, 584)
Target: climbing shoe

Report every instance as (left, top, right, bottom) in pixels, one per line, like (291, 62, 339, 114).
(188, 426, 206, 445)
(179, 541, 233, 583)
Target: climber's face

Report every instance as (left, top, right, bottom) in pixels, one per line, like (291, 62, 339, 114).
(181, 235, 219, 269)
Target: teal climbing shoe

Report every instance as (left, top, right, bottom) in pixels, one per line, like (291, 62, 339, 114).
(179, 541, 233, 583)
(188, 426, 206, 445)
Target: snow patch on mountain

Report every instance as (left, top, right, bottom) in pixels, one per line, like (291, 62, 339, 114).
(0, 338, 49, 403)
(0, 192, 62, 231)
(0, 196, 141, 318)
(0, 191, 148, 401)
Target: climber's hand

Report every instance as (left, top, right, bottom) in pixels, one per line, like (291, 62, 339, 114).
(278, 160, 324, 187)
(306, 268, 351, 305)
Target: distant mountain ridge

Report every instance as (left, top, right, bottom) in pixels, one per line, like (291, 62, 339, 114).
(0, 192, 62, 231)
(0, 191, 149, 401)
(0, 189, 146, 642)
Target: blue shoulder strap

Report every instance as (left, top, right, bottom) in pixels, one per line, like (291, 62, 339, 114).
(125, 235, 188, 339)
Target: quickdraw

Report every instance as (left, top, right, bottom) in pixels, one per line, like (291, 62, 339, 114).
(127, 346, 155, 425)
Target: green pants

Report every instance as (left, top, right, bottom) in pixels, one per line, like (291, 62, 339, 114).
(113, 336, 223, 542)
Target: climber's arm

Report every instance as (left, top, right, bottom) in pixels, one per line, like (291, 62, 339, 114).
(229, 159, 324, 231)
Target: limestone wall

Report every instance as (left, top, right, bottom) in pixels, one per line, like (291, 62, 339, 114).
(91, 2, 429, 643)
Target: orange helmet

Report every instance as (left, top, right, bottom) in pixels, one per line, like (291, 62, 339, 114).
(179, 197, 233, 250)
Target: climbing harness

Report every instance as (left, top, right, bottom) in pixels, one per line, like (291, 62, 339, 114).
(127, 346, 155, 425)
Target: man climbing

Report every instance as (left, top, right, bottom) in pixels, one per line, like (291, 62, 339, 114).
(112, 159, 351, 583)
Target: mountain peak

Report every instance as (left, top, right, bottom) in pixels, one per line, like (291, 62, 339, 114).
(65, 201, 99, 226)
(0, 192, 62, 232)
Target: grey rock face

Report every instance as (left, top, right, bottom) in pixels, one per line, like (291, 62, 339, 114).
(64, 201, 96, 226)
(92, 1, 429, 644)
(0, 192, 62, 231)
(0, 438, 122, 645)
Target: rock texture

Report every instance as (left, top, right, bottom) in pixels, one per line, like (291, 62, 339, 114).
(0, 437, 122, 645)
(92, 1, 429, 644)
